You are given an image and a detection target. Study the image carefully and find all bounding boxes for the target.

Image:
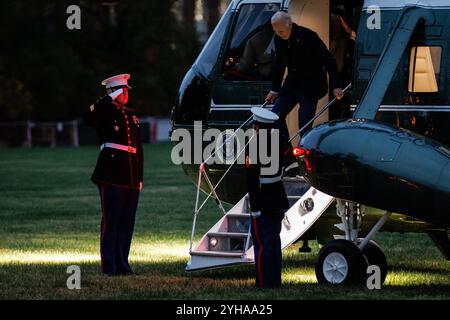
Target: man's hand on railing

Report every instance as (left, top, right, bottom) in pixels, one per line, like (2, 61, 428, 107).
(333, 88, 344, 100)
(265, 91, 279, 104)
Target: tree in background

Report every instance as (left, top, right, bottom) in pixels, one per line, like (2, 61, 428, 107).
(182, 0, 196, 33)
(0, 0, 199, 121)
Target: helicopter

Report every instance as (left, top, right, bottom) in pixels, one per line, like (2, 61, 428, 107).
(170, 0, 449, 285)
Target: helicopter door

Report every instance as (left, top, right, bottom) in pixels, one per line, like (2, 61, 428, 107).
(209, 2, 281, 120)
(286, 0, 330, 145)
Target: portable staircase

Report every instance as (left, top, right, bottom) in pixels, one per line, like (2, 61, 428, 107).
(186, 176, 335, 272)
(185, 194, 254, 272)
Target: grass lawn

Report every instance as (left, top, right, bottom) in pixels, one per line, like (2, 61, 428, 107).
(0, 144, 449, 299)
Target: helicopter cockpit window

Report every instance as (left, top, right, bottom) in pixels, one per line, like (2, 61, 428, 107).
(408, 46, 442, 93)
(194, 5, 232, 77)
(222, 3, 280, 81)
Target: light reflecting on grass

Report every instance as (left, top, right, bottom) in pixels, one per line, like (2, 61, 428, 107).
(130, 241, 191, 261)
(386, 271, 450, 287)
(0, 240, 190, 264)
(283, 271, 317, 284)
(0, 250, 98, 264)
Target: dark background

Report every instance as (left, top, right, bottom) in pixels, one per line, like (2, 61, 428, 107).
(0, 0, 226, 121)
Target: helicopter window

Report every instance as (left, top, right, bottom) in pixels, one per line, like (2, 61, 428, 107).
(194, 5, 232, 77)
(408, 46, 442, 93)
(222, 3, 280, 81)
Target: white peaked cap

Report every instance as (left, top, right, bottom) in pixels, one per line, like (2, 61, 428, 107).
(101, 74, 131, 89)
(251, 107, 279, 123)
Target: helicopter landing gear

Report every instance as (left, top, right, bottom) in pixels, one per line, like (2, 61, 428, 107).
(315, 200, 391, 285)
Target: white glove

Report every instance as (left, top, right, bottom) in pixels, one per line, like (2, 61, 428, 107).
(251, 211, 261, 218)
(108, 88, 123, 100)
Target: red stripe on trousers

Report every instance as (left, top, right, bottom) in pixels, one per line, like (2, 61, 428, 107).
(100, 183, 106, 273)
(252, 217, 264, 288)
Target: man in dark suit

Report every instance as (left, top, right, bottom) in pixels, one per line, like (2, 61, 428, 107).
(266, 12, 344, 144)
(245, 107, 290, 288)
(84, 74, 144, 276)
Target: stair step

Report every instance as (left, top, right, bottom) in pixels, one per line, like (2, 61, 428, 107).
(226, 213, 251, 233)
(190, 250, 245, 257)
(207, 232, 249, 238)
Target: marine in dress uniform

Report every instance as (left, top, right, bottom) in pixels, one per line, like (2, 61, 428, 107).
(245, 107, 290, 288)
(83, 74, 143, 276)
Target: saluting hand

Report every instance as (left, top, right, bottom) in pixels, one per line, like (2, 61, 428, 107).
(108, 88, 124, 101)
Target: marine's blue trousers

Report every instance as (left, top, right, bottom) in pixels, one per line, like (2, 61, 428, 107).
(251, 210, 284, 288)
(97, 183, 139, 275)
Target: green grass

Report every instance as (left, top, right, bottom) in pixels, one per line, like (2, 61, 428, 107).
(0, 144, 449, 299)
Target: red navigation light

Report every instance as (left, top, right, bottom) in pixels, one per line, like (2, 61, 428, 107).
(292, 147, 309, 157)
(293, 147, 313, 173)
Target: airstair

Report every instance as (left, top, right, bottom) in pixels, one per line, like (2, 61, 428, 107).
(186, 176, 335, 272)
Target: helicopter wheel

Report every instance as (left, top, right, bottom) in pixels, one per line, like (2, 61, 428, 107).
(315, 239, 368, 285)
(362, 240, 388, 284)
